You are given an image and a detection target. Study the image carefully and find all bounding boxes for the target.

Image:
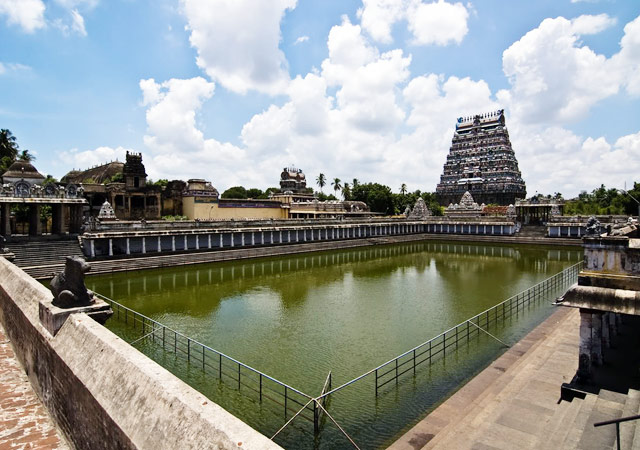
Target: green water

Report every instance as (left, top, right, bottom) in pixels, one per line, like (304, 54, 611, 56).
(87, 241, 581, 449)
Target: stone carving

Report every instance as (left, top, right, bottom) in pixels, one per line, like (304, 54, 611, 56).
(408, 198, 432, 219)
(609, 217, 638, 236)
(403, 206, 411, 217)
(2, 183, 13, 195)
(585, 216, 603, 237)
(459, 191, 477, 208)
(445, 191, 483, 217)
(44, 183, 58, 197)
(550, 203, 561, 216)
(506, 204, 516, 218)
(98, 200, 117, 220)
(50, 257, 95, 308)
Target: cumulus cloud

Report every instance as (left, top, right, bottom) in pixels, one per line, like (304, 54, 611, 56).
(0, 0, 46, 33)
(180, 0, 296, 95)
(497, 14, 628, 125)
(358, 0, 469, 46)
(59, 146, 130, 170)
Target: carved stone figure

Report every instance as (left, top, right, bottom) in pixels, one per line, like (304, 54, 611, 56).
(506, 204, 516, 219)
(403, 206, 411, 217)
(98, 200, 116, 220)
(50, 256, 95, 308)
(550, 203, 561, 216)
(585, 216, 603, 237)
(2, 183, 13, 195)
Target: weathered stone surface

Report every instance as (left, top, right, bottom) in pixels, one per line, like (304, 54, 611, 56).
(408, 198, 432, 219)
(0, 257, 282, 450)
(39, 298, 112, 336)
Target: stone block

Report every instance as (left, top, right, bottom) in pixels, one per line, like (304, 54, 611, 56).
(39, 298, 112, 336)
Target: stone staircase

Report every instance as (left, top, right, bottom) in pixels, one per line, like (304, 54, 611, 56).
(391, 308, 640, 450)
(517, 225, 548, 238)
(6, 239, 84, 279)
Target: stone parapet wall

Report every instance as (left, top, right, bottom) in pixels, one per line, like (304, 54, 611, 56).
(0, 257, 281, 450)
(81, 220, 516, 258)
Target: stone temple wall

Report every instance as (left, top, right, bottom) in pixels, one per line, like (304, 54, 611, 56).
(0, 257, 280, 450)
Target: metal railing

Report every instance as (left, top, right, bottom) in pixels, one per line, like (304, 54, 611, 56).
(95, 293, 315, 426)
(311, 261, 582, 402)
(594, 414, 640, 450)
(96, 261, 582, 447)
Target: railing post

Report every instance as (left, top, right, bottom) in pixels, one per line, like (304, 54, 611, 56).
(259, 374, 263, 402)
(375, 369, 378, 396)
(202, 346, 205, 370)
(395, 359, 399, 384)
(313, 400, 319, 435)
(219, 353, 222, 380)
(187, 339, 191, 362)
(238, 364, 241, 390)
(413, 349, 416, 374)
(284, 387, 288, 419)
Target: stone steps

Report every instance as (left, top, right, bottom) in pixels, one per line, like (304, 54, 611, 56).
(8, 240, 84, 269)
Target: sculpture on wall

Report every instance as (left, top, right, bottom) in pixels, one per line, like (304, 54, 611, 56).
(585, 216, 603, 237)
(408, 198, 432, 219)
(50, 256, 95, 308)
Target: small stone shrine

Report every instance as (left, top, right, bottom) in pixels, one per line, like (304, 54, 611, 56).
(98, 200, 117, 221)
(445, 191, 483, 218)
(408, 198, 432, 219)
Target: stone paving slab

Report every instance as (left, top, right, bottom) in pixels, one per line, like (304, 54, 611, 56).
(388, 307, 582, 450)
(0, 323, 68, 450)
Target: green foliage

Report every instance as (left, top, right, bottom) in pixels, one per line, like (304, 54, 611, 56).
(316, 173, 326, 192)
(563, 183, 640, 216)
(18, 149, 35, 162)
(43, 175, 58, 185)
(0, 129, 19, 174)
(263, 187, 280, 198)
(109, 172, 124, 183)
(392, 190, 442, 216)
(342, 182, 351, 200)
(83, 177, 96, 184)
(351, 182, 394, 215)
(246, 188, 263, 199)
(152, 178, 169, 188)
(316, 192, 338, 201)
(221, 186, 248, 199)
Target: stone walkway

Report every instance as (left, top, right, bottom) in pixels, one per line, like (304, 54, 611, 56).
(389, 307, 587, 450)
(0, 323, 68, 450)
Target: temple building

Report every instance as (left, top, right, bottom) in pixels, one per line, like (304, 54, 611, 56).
(436, 110, 526, 206)
(61, 152, 161, 220)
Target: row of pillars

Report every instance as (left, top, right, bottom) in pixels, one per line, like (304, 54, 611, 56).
(0, 203, 84, 237)
(577, 309, 621, 383)
(89, 223, 425, 258)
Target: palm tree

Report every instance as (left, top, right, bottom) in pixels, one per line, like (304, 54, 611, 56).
(18, 149, 36, 162)
(342, 182, 351, 200)
(316, 173, 326, 193)
(0, 129, 19, 173)
(332, 178, 342, 196)
(352, 178, 359, 189)
(400, 183, 407, 195)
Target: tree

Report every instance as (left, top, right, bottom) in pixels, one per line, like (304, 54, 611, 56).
(316, 173, 326, 193)
(0, 129, 19, 174)
(400, 183, 407, 195)
(18, 149, 35, 162)
(221, 186, 248, 199)
(43, 175, 58, 185)
(342, 182, 351, 201)
(332, 178, 341, 196)
(351, 182, 394, 215)
(352, 178, 359, 189)
(246, 188, 264, 199)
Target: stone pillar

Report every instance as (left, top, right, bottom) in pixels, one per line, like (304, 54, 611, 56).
(592, 312, 603, 366)
(261, 231, 265, 245)
(52, 204, 64, 235)
(207, 234, 211, 249)
(602, 312, 611, 349)
(108, 239, 113, 256)
(577, 309, 605, 383)
(142, 237, 146, 254)
(172, 236, 176, 252)
(231, 232, 234, 247)
(183, 235, 187, 250)
(609, 312, 618, 338)
(158, 236, 162, 252)
(90, 240, 96, 258)
(219, 234, 223, 248)
(241, 233, 245, 246)
(126, 238, 130, 255)
(251, 232, 255, 246)
(29, 204, 42, 236)
(1, 203, 11, 237)
(196, 235, 200, 250)
(279, 230, 282, 243)
(69, 205, 83, 234)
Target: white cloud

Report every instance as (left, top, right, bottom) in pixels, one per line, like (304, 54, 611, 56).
(497, 14, 623, 125)
(611, 15, 640, 95)
(407, 0, 469, 46)
(70, 9, 86, 36)
(59, 146, 130, 170)
(358, 0, 469, 46)
(180, 0, 296, 95)
(0, 0, 46, 33)
(294, 35, 309, 45)
(0, 62, 31, 75)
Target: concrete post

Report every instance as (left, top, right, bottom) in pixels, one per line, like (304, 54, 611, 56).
(1, 203, 11, 237)
(29, 204, 42, 236)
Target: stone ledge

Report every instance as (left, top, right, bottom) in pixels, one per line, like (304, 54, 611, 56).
(39, 298, 112, 336)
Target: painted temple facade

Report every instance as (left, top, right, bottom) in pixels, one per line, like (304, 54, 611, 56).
(436, 110, 526, 206)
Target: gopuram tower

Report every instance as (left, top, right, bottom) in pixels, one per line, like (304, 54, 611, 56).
(436, 109, 526, 206)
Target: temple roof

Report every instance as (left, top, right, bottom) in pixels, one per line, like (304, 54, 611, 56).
(2, 160, 46, 180)
(61, 161, 125, 184)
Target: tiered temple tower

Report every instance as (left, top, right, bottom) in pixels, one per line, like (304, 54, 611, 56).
(436, 109, 526, 206)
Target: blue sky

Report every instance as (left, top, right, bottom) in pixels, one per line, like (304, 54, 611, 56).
(1, 0, 639, 198)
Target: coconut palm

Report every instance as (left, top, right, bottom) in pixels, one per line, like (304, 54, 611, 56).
(352, 178, 359, 189)
(18, 149, 36, 162)
(342, 182, 351, 200)
(0, 129, 19, 173)
(332, 178, 342, 196)
(400, 183, 407, 195)
(316, 173, 326, 193)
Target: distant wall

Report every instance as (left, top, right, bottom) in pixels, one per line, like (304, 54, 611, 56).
(183, 197, 288, 220)
(0, 257, 281, 450)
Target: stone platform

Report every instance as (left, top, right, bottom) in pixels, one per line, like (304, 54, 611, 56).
(389, 307, 640, 450)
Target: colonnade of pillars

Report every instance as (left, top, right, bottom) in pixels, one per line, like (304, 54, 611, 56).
(87, 223, 426, 258)
(0, 203, 83, 237)
(577, 309, 621, 383)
